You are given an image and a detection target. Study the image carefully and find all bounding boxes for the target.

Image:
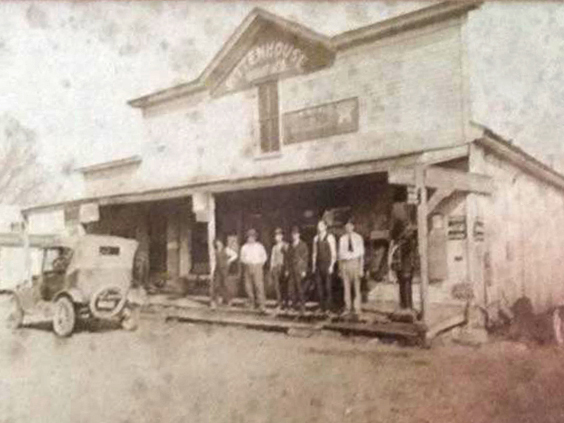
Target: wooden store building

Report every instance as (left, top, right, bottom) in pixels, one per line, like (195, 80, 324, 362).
(22, 2, 564, 331)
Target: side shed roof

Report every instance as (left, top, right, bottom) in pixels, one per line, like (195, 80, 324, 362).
(471, 122, 564, 193)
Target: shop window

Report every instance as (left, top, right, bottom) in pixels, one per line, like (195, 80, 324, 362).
(258, 81, 280, 154)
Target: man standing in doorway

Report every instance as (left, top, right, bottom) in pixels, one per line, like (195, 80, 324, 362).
(338, 219, 365, 316)
(270, 228, 288, 311)
(286, 226, 309, 314)
(390, 189, 416, 310)
(240, 229, 268, 313)
(312, 220, 336, 314)
(210, 238, 238, 310)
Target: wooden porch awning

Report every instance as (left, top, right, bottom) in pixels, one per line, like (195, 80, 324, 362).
(388, 166, 493, 194)
(0, 233, 58, 248)
(23, 144, 470, 214)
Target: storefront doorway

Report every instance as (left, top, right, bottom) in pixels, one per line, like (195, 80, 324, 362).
(215, 172, 394, 300)
(216, 172, 392, 250)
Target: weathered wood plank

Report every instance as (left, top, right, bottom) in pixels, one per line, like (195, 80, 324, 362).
(416, 167, 430, 323)
(426, 305, 468, 340)
(426, 167, 493, 194)
(426, 188, 454, 215)
(163, 304, 427, 342)
(324, 321, 424, 339)
(0, 233, 57, 248)
(388, 166, 493, 194)
(169, 308, 319, 332)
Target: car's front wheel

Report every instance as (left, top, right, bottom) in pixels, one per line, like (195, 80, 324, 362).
(53, 296, 76, 337)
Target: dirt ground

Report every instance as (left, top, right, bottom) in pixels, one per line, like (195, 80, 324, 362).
(1, 303, 564, 423)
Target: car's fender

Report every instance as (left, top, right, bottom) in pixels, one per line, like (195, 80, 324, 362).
(53, 288, 84, 305)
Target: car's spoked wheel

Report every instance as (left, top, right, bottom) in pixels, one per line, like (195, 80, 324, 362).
(121, 306, 140, 331)
(53, 297, 75, 337)
(5, 295, 23, 330)
(552, 307, 564, 346)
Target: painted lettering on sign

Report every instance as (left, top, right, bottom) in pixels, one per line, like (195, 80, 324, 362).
(283, 98, 359, 145)
(225, 41, 308, 91)
(448, 216, 467, 240)
(473, 220, 485, 241)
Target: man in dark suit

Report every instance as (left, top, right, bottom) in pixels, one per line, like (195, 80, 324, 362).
(390, 188, 417, 310)
(312, 219, 337, 313)
(286, 226, 309, 314)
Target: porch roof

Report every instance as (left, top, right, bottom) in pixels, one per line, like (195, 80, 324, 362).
(22, 143, 469, 216)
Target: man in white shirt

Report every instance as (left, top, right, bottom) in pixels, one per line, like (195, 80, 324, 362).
(240, 228, 268, 313)
(338, 219, 365, 315)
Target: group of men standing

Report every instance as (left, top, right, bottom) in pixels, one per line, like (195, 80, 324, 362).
(211, 218, 366, 316)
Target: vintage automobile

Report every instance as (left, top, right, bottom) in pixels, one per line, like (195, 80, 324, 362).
(5, 234, 146, 337)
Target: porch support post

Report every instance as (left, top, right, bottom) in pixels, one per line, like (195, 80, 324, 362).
(416, 167, 429, 323)
(207, 194, 216, 276)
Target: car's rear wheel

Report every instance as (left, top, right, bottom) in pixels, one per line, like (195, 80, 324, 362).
(5, 294, 23, 330)
(121, 306, 140, 331)
(53, 296, 75, 337)
(552, 307, 564, 346)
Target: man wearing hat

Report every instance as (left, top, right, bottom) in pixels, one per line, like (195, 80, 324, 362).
(338, 219, 365, 315)
(270, 228, 288, 310)
(286, 226, 309, 314)
(390, 187, 417, 310)
(240, 228, 268, 312)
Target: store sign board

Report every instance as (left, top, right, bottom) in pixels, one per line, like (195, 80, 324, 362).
(217, 24, 334, 94)
(473, 219, 485, 241)
(407, 186, 419, 205)
(79, 203, 99, 223)
(448, 216, 467, 240)
(224, 40, 309, 92)
(193, 192, 214, 223)
(283, 98, 359, 145)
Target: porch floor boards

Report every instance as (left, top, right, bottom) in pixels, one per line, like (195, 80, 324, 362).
(142, 294, 466, 344)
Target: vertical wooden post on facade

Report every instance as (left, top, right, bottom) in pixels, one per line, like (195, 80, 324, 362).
(166, 210, 180, 286)
(467, 143, 488, 327)
(179, 203, 192, 279)
(416, 167, 429, 324)
(207, 194, 216, 276)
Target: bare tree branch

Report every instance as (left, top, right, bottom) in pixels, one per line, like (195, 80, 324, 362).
(0, 114, 49, 205)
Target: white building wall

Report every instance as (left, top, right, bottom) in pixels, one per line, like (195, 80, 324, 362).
(27, 209, 66, 235)
(477, 144, 564, 314)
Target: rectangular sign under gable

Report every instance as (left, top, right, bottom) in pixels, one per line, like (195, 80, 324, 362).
(283, 98, 359, 145)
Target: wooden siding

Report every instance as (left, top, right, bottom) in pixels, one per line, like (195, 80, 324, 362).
(475, 143, 564, 314)
(82, 160, 142, 198)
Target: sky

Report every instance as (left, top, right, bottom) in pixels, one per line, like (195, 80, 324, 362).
(1, 1, 564, 202)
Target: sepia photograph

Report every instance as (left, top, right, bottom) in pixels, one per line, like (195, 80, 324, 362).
(1, 1, 564, 422)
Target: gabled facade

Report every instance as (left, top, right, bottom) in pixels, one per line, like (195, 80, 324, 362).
(77, 2, 477, 200)
(22, 2, 564, 329)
